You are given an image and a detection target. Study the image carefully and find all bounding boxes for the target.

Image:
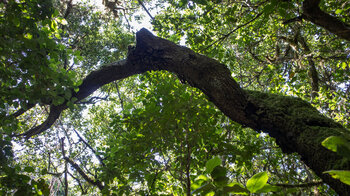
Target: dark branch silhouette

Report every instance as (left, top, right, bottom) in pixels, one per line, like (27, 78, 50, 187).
(302, 0, 350, 41)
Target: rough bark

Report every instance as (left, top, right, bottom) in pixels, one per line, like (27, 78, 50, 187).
(20, 28, 350, 194)
(302, 0, 350, 41)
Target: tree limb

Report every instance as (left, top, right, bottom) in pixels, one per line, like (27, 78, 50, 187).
(19, 105, 64, 139)
(20, 59, 143, 139)
(302, 0, 350, 41)
(8, 103, 35, 118)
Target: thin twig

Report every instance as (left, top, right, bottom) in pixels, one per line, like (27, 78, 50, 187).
(73, 128, 106, 166)
(203, 12, 263, 52)
(115, 82, 124, 111)
(64, 157, 104, 190)
(274, 181, 323, 188)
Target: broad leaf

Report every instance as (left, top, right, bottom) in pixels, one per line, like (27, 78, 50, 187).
(322, 136, 350, 158)
(191, 183, 215, 195)
(246, 171, 269, 193)
(205, 156, 221, 173)
(324, 170, 350, 185)
(256, 184, 281, 193)
(223, 183, 249, 194)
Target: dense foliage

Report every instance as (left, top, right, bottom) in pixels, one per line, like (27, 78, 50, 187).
(0, 0, 349, 195)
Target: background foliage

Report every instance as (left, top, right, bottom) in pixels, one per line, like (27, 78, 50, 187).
(0, 0, 349, 195)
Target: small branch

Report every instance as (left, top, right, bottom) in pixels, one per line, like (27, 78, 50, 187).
(185, 131, 191, 196)
(73, 129, 106, 166)
(203, 12, 262, 51)
(63, 0, 73, 19)
(64, 157, 104, 190)
(76, 96, 108, 105)
(68, 171, 87, 194)
(46, 172, 63, 177)
(123, 10, 131, 31)
(8, 103, 35, 119)
(115, 82, 124, 111)
(137, 0, 154, 20)
(60, 138, 69, 196)
(297, 32, 319, 98)
(283, 16, 303, 25)
(64, 161, 68, 196)
(274, 181, 323, 188)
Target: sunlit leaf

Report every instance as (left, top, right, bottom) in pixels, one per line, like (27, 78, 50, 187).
(246, 172, 269, 193)
(322, 136, 350, 153)
(324, 170, 350, 185)
(223, 183, 249, 194)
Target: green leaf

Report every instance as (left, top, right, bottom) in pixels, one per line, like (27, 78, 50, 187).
(213, 176, 229, 187)
(24, 33, 33, 39)
(205, 156, 221, 173)
(12, 17, 20, 27)
(335, 9, 342, 14)
(191, 183, 215, 195)
(53, 96, 65, 106)
(246, 172, 269, 193)
(136, 133, 144, 137)
(50, 20, 57, 31)
(56, 17, 67, 25)
(322, 136, 350, 153)
(256, 184, 281, 193)
(223, 183, 249, 194)
(64, 90, 72, 99)
(71, 97, 78, 103)
(324, 170, 350, 185)
(41, 168, 48, 175)
(67, 101, 74, 109)
(195, 175, 209, 181)
(54, 33, 61, 39)
(263, 0, 278, 16)
(24, 166, 34, 173)
(211, 166, 227, 179)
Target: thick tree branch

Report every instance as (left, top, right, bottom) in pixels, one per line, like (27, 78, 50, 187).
(20, 28, 350, 194)
(302, 0, 350, 41)
(7, 103, 35, 119)
(20, 105, 64, 139)
(20, 59, 144, 139)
